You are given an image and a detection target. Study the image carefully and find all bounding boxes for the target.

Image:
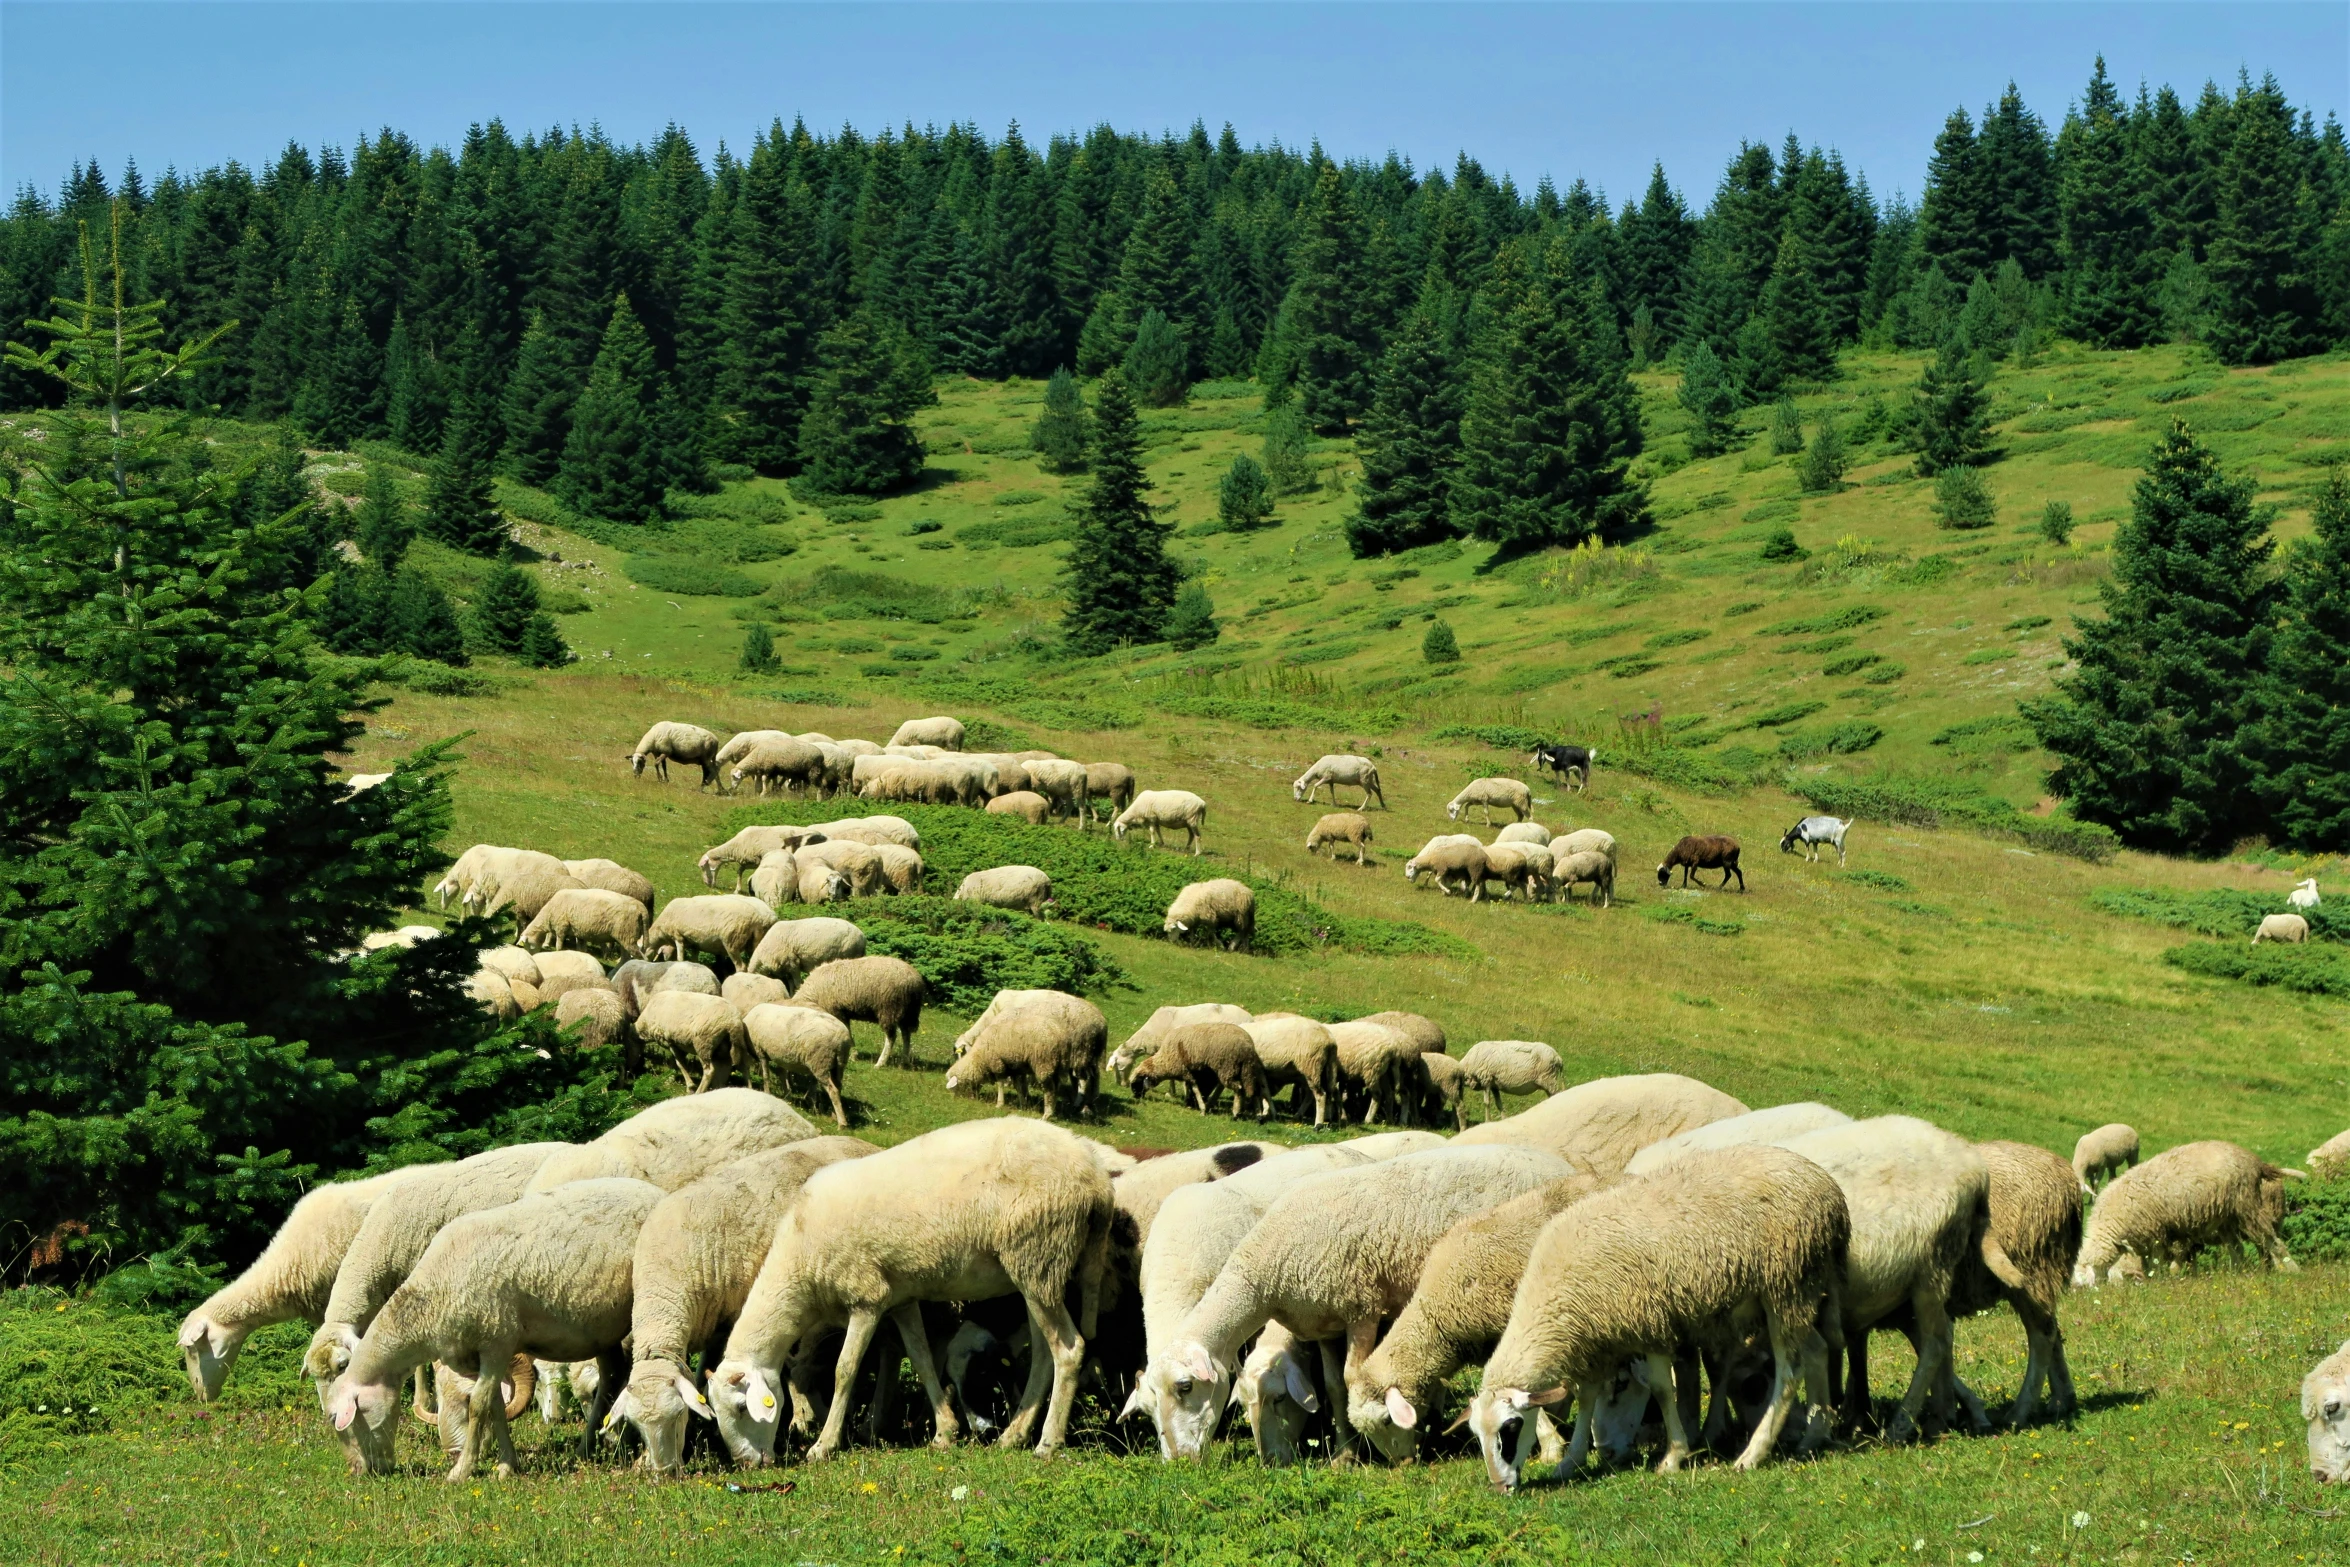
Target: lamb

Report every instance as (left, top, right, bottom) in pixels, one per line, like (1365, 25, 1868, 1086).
(701, 826, 823, 891)
(795, 838, 887, 897)
(300, 1143, 570, 1392)
(1164, 879, 1256, 952)
(731, 737, 829, 797)
(2290, 877, 2323, 912)
(1084, 762, 1138, 822)
(555, 986, 627, 1051)
(987, 791, 1052, 825)
(1291, 755, 1385, 810)
(790, 955, 926, 1068)
(1447, 777, 1533, 825)
(1231, 1321, 1325, 1466)
(604, 1138, 876, 1470)
(888, 716, 966, 750)
(1456, 1040, 1569, 1119)
(561, 858, 656, 913)
(1456, 1072, 1751, 1181)
(1465, 1146, 1849, 1488)
(955, 865, 1055, 916)
(2072, 1123, 2140, 1192)
(1305, 812, 1374, 865)
(1109, 1002, 1254, 1083)
(177, 1171, 413, 1402)
(1024, 758, 1093, 826)
(1550, 848, 1616, 907)
(1347, 1169, 1610, 1459)
(639, 894, 779, 972)
(325, 1178, 664, 1479)
(1327, 1018, 1423, 1125)
(1551, 827, 1618, 864)
(629, 721, 725, 787)
(637, 991, 751, 1092)
(1623, 1103, 1855, 1177)
(2304, 1340, 2350, 1483)
(1242, 1013, 1338, 1127)
(747, 917, 867, 989)
(1113, 790, 1209, 855)
(518, 888, 649, 961)
(1417, 1051, 1469, 1133)
(1403, 838, 1489, 900)
(722, 972, 791, 1012)
(2253, 912, 2310, 944)
(1130, 1022, 1268, 1120)
(710, 1118, 1112, 1463)
(1140, 1145, 1572, 1460)
(1658, 833, 1745, 891)
(804, 815, 921, 851)
(523, 1087, 815, 1194)
(748, 850, 805, 908)
(2074, 1140, 2301, 1284)
(743, 1004, 856, 1128)
(942, 991, 1107, 1120)
(1780, 816, 1852, 866)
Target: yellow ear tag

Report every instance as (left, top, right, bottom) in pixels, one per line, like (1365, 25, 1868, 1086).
(760, 1394, 776, 1410)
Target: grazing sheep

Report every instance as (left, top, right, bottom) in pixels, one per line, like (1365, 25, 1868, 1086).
(804, 815, 921, 851)
(1780, 816, 1852, 865)
(722, 972, 791, 1012)
(2304, 1341, 2350, 1483)
(1551, 827, 1618, 865)
(629, 722, 725, 787)
(1084, 762, 1138, 822)
(747, 917, 867, 989)
(1292, 755, 1386, 810)
(1624, 1103, 1854, 1177)
(605, 1137, 877, 1469)
(1131, 1022, 1268, 1120)
(176, 1171, 412, 1403)
(1231, 1321, 1325, 1466)
(531, 948, 604, 991)
(326, 1179, 663, 1480)
(1466, 1146, 1849, 1488)
(467, 968, 522, 1023)
(1455, 1040, 1569, 1120)
(1447, 777, 1533, 825)
(1550, 848, 1616, 908)
(480, 863, 587, 940)
(1417, 1052, 1469, 1133)
(888, 716, 967, 751)
(1657, 833, 1745, 891)
(1143, 1146, 1573, 1460)
(1243, 1013, 1339, 1127)
(1110, 1003, 1254, 1084)
(2074, 1140, 2301, 1285)
(791, 955, 926, 1068)
(1305, 812, 1375, 865)
(1494, 821, 1551, 846)
(749, 850, 803, 909)
(1110, 1143, 1279, 1244)
(2254, 912, 2310, 945)
(987, 791, 1052, 825)
(795, 858, 855, 905)
(942, 991, 1107, 1120)
(561, 858, 655, 912)
(869, 843, 926, 895)
(955, 865, 1055, 916)
(712, 1118, 1113, 1463)
(610, 959, 721, 1025)
(1114, 790, 1209, 855)
(638, 990, 751, 1092)
(951, 990, 1072, 1058)
(1455, 1073, 1751, 1181)
(731, 738, 829, 798)
(518, 888, 649, 961)
(701, 826, 824, 891)
(1478, 842, 1547, 902)
(713, 730, 792, 780)
(1358, 1011, 1445, 1054)
(860, 761, 972, 808)
(555, 987, 626, 1051)
(450, 846, 570, 915)
(2072, 1123, 2140, 1192)
(1348, 1169, 1611, 1459)
(1403, 838, 1489, 899)
(639, 894, 778, 973)
(742, 1004, 856, 1128)
(524, 1087, 815, 1194)
(343, 771, 393, 794)
(1164, 879, 1256, 952)
(795, 838, 887, 898)
(1327, 1018, 1422, 1126)
(970, 754, 1033, 793)
(1024, 758, 1093, 826)
(2290, 877, 2323, 912)
(2309, 1128, 2350, 1180)
(1941, 1140, 2083, 1428)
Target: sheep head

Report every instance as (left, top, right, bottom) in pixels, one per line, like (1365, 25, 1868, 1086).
(1128, 1341, 1228, 1460)
(1341, 1382, 1421, 1465)
(621, 1359, 713, 1473)
(324, 1372, 402, 1475)
(1464, 1383, 1563, 1493)
(176, 1312, 247, 1403)
(2305, 1343, 2350, 1483)
(1232, 1340, 1321, 1467)
(706, 1358, 781, 1465)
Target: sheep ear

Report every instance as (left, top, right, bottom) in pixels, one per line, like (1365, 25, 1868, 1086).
(329, 1386, 359, 1432)
(1285, 1360, 1320, 1413)
(1525, 1386, 1569, 1407)
(1384, 1386, 1415, 1429)
(1443, 1408, 1474, 1435)
(1179, 1344, 1216, 1383)
(676, 1374, 715, 1420)
(177, 1315, 209, 1350)
(600, 1390, 633, 1434)
(1118, 1385, 1146, 1420)
(744, 1369, 779, 1423)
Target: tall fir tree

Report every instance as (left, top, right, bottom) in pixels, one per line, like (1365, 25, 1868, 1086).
(1061, 369, 1178, 653)
(386, 567, 466, 665)
(1917, 108, 1994, 283)
(1122, 308, 1191, 407)
(795, 312, 935, 496)
(1756, 230, 1837, 386)
(1345, 311, 1464, 556)
(1286, 163, 1374, 433)
(422, 394, 508, 556)
(352, 460, 412, 570)
(1910, 339, 1992, 475)
(473, 562, 541, 653)
(2057, 58, 2159, 347)
(2022, 419, 2276, 854)
(2249, 469, 2350, 849)
(1031, 365, 1089, 471)
(557, 294, 667, 523)
(710, 148, 816, 470)
(1618, 164, 1695, 350)
(497, 311, 576, 484)
(1978, 83, 2061, 278)
(2205, 74, 2323, 365)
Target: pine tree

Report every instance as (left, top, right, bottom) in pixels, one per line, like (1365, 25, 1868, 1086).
(1619, 164, 1695, 350)
(796, 312, 935, 496)
(1114, 168, 1205, 366)
(1796, 417, 1847, 493)
(386, 568, 466, 664)
(353, 461, 412, 570)
(422, 396, 507, 556)
(1769, 398, 1806, 455)
(2022, 419, 2276, 854)
(1422, 618, 1460, 664)
(1346, 313, 1464, 556)
(1031, 365, 1089, 471)
(711, 152, 815, 472)
(740, 621, 779, 674)
(1918, 108, 1993, 283)
(933, 224, 1006, 379)
(321, 566, 393, 654)
(2206, 75, 2323, 365)
(1755, 230, 1837, 387)
(557, 294, 667, 524)
(1061, 369, 1178, 654)
(2058, 59, 2159, 347)
(497, 311, 576, 485)
(2039, 498, 2076, 545)
(517, 612, 571, 669)
(2250, 469, 2350, 849)
(1677, 339, 1741, 458)
(1164, 581, 1219, 651)
(1932, 465, 1996, 529)
(1287, 163, 1373, 433)
(1911, 340, 1991, 475)
(1216, 454, 1274, 531)
(1261, 404, 1315, 496)
(1123, 308, 1190, 407)
(473, 562, 541, 653)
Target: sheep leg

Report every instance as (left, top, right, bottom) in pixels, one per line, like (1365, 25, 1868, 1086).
(1021, 1296, 1085, 1457)
(1648, 1354, 1692, 1472)
(786, 1334, 825, 1436)
(1733, 1328, 1804, 1471)
(1318, 1337, 1359, 1461)
(1559, 1387, 1598, 1477)
(889, 1303, 963, 1448)
(822, 1064, 849, 1129)
(1533, 1408, 1567, 1466)
(582, 1347, 625, 1459)
(872, 1022, 895, 1071)
(452, 1348, 516, 1481)
(1886, 1293, 1952, 1443)
(809, 1309, 884, 1462)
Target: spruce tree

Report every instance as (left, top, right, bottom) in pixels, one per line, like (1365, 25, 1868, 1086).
(1677, 339, 1740, 457)
(1031, 365, 1089, 471)
(1061, 369, 1178, 654)
(1123, 309, 1191, 407)
(557, 294, 667, 524)
(1769, 398, 1806, 455)
(2205, 75, 2322, 365)
(1932, 466, 1996, 529)
(796, 313, 936, 496)
(1261, 404, 1315, 496)
(2022, 419, 2276, 854)
(387, 568, 466, 664)
(321, 566, 393, 654)
(473, 562, 541, 654)
(2040, 499, 2075, 545)
(712, 155, 815, 472)
(1164, 581, 1219, 651)
(1216, 454, 1274, 530)
(2250, 469, 2350, 849)
(1911, 340, 1991, 475)
(1346, 312, 1464, 556)
(1756, 230, 1836, 387)
(517, 612, 571, 669)
(740, 621, 779, 674)
(2057, 59, 2159, 347)
(1796, 417, 1847, 493)
(1287, 163, 1372, 433)
(497, 311, 577, 485)
(1918, 108, 1994, 282)
(1421, 618, 1460, 664)
(353, 461, 412, 570)
(423, 396, 508, 556)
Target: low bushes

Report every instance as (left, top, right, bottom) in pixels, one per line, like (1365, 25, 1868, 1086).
(2093, 888, 2347, 942)
(623, 555, 765, 597)
(2162, 940, 2350, 998)
(841, 897, 1124, 1014)
(1432, 724, 1552, 752)
(1786, 774, 2120, 863)
(1765, 604, 1888, 636)
(1611, 746, 1764, 796)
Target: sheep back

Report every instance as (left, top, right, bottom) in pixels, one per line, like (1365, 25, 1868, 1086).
(1454, 1072, 1750, 1180)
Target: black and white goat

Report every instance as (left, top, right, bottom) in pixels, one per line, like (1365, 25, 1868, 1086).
(1778, 815, 1851, 866)
(1529, 744, 1595, 792)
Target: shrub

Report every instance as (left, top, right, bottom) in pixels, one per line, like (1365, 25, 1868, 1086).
(1746, 701, 1828, 729)
(1934, 466, 1997, 530)
(1612, 746, 1763, 795)
(1765, 604, 1888, 636)
(1217, 455, 1275, 531)
(1432, 724, 1551, 752)
(1796, 418, 1848, 492)
(2284, 1177, 2350, 1262)
(1759, 526, 1807, 562)
(840, 897, 1124, 1014)
(2090, 888, 2348, 942)
(1844, 869, 1913, 891)
(1822, 653, 1882, 677)
(2039, 499, 2075, 545)
(624, 555, 764, 596)
(1422, 619, 1460, 664)
(1778, 721, 1884, 759)
(2162, 940, 2350, 997)
(1769, 399, 1806, 455)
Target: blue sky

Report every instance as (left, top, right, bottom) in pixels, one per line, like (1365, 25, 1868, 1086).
(3, 3, 2343, 207)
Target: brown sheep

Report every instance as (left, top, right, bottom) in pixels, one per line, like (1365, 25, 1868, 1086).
(986, 790, 1052, 825)
(1657, 834, 1744, 891)
(1305, 812, 1375, 865)
(790, 956, 926, 1069)
(1131, 1023, 1269, 1121)
(1084, 763, 1138, 823)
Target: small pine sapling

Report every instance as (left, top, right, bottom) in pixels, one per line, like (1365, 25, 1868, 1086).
(1422, 618, 1461, 664)
(1217, 454, 1275, 531)
(2040, 499, 2075, 545)
(1933, 466, 1997, 530)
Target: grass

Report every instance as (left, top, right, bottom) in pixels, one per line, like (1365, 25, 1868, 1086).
(11, 343, 2350, 1560)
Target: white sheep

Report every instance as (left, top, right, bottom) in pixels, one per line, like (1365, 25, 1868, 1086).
(326, 1178, 663, 1479)
(342, 770, 393, 794)
(791, 955, 927, 1067)
(1454, 1040, 1569, 1120)
(628, 721, 725, 787)
(2254, 912, 2310, 944)
(1084, 762, 1138, 822)
(1108, 1002, 1253, 1083)
(1549, 848, 1616, 907)
(357, 924, 442, 953)
(2074, 1140, 2301, 1284)
(639, 893, 778, 972)
(721, 972, 791, 1012)
(1113, 790, 1209, 854)
(2072, 1122, 2140, 1192)
(1242, 1013, 1338, 1127)
(555, 987, 626, 1050)
(604, 1138, 875, 1470)
(1291, 755, 1385, 810)
(795, 857, 855, 905)
(1024, 758, 1093, 826)
(562, 858, 656, 912)
(1465, 1145, 1849, 1488)
(467, 967, 522, 1023)
(711, 1117, 1113, 1463)
(1456, 1072, 1751, 1180)
(713, 729, 792, 780)
(747, 917, 867, 989)
(986, 790, 1051, 825)
(2289, 878, 2322, 912)
(942, 992, 1107, 1120)
(794, 838, 888, 898)
(731, 737, 830, 798)
(1495, 821, 1552, 845)
(2309, 1127, 2350, 1180)
(1327, 1018, 1422, 1126)
(1164, 879, 1256, 952)
(748, 850, 803, 908)
(743, 1003, 856, 1127)
(1304, 811, 1374, 866)
(518, 888, 649, 961)
(888, 716, 966, 750)
(1447, 777, 1532, 825)
(951, 989, 1071, 1058)
(700, 826, 823, 891)
(2304, 1339, 2350, 1483)
(804, 815, 921, 851)
(637, 990, 750, 1092)
(480, 862, 587, 939)
(1623, 1102, 1854, 1177)
(955, 865, 1055, 916)
(1403, 838, 1488, 899)
(523, 1087, 815, 1194)
(1477, 841, 1548, 902)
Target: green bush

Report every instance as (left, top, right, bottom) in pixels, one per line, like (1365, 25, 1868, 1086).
(1765, 604, 1888, 636)
(1432, 724, 1551, 752)
(955, 514, 1076, 549)
(1931, 715, 2038, 750)
(2092, 888, 2348, 942)
(2162, 941, 2350, 997)
(1822, 653, 1882, 677)
(1747, 701, 1829, 729)
(1759, 526, 1806, 562)
(1844, 869, 1913, 891)
(1788, 775, 2120, 862)
(840, 898, 1124, 1014)
(0, 1291, 312, 1437)
(1422, 619, 1460, 665)
(1934, 466, 1997, 530)
(2284, 1178, 2350, 1262)
(1612, 746, 1763, 795)
(623, 554, 764, 596)
(1778, 721, 1884, 759)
